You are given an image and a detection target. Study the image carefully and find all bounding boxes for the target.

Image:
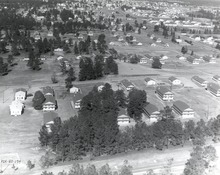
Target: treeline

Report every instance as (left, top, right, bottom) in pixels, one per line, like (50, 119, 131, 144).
(39, 83, 220, 162)
(40, 162, 133, 175)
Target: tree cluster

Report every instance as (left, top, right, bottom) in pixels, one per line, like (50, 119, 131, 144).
(104, 56, 118, 75)
(0, 57, 8, 75)
(41, 162, 133, 175)
(127, 89, 146, 121)
(39, 84, 124, 160)
(79, 55, 102, 81)
(38, 80, 220, 162)
(184, 145, 217, 175)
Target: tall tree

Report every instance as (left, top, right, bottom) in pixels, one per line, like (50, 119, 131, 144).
(39, 125, 51, 146)
(97, 34, 107, 54)
(94, 55, 104, 78)
(74, 42, 79, 55)
(68, 67, 76, 81)
(65, 77, 73, 92)
(32, 91, 45, 110)
(114, 90, 127, 108)
(127, 89, 147, 121)
(152, 58, 162, 69)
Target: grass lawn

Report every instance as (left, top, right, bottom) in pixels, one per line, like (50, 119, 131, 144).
(173, 88, 220, 121)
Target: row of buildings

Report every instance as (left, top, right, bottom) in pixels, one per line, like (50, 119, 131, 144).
(9, 86, 57, 116)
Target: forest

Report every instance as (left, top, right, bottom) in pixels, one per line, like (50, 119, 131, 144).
(39, 83, 220, 163)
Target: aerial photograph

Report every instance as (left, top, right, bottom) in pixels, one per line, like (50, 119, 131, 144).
(0, 0, 220, 174)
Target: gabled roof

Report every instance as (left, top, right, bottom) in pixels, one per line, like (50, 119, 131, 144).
(43, 112, 58, 125)
(44, 95, 56, 104)
(156, 86, 171, 95)
(73, 92, 85, 102)
(207, 83, 220, 91)
(43, 86, 54, 96)
(121, 79, 134, 88)
(143, 103, 159, 115)
(169, 76, 178, 82)
(145, 77, 155, 82)
(213, 75, 220, 80)
(16, 88, 26, 93)
(118, 107, 127, 116)
(173, 100, 190, 112)
(10, 100, 24, 109)
(192, 76, 206, 84)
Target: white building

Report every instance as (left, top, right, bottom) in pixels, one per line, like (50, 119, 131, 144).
(169, 76, 182, 85)
(10, 100, 24, 116)
(70, 86, 81, 94)
(145, 77, 156, 86)
(15, 88, 26, 101)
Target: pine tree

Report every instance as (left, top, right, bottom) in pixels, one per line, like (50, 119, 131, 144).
(50, 117, 62, 151)
(7, 55, 14, 64)
(51, 72, 58, 84)
(114, 90, 127, 108)
(171, 32, 176, 43)
(68, 67, 76, 81)
(27, 49, 35, 69)
(97, 34, 107, 54)
(127, 89, 147, 121)
(65, 77, 73, 92)
(60, 61, 67, 74)
(79, 59, 86, 81)
(32, 91, 45, 110)
(11, 42, 20, 56)
(39, 125, 51, 146)
(94, 55, 104, 78)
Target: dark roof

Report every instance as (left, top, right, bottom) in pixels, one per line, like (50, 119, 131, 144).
(192, 76, 206, 84)
(169, 76, 178, 82)
(16, 88, 26, 92)
(145, 77, 155, 82)
(44, 95, 56, 104)
(156, 86, 171, 95)
(118, 107, 127, 116)
(43, 86, 54, 96)
(43, 112, 58, 124)
(73, 92, 85, 102)
(213, 75, 220, 80)
(173, 100, 190, 112)
(143, 103, 159, 115)
(208, 82, 220, 91)
(121, 79, 134, 88)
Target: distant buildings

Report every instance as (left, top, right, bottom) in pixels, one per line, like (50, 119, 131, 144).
(213, 75, 220, 83)
(187, 56, 200, 64)
(140, 57, 147, 64)
(203, 56, 216, 63)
